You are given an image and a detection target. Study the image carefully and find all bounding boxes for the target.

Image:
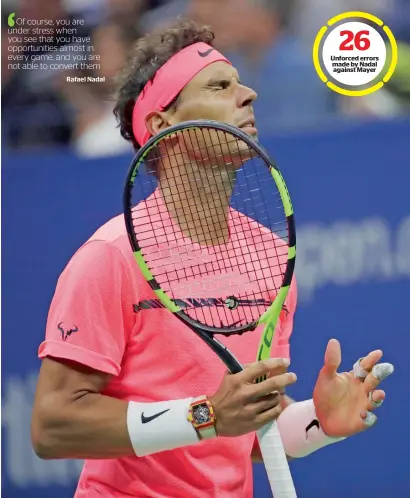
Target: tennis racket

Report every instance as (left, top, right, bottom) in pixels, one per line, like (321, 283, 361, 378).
(123, 120, 297, 497)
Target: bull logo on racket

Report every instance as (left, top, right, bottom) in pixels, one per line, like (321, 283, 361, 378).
(58, 322, 79, 341)
(224, 296, 239, 310)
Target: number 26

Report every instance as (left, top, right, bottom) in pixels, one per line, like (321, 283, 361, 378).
(339, 30, 371, 51)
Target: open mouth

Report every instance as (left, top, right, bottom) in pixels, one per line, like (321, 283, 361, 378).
(240, 123, 257, 135)
(238, 117, 257, 134)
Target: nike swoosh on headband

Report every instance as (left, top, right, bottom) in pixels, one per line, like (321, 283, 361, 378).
(198, 48, 215, 58)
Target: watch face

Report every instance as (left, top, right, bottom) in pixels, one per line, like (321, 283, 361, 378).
(192, 403, 211, 424)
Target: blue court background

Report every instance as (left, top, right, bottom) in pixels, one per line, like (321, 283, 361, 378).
(2, 118, 410, 497)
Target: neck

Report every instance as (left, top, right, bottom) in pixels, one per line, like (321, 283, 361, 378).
(159, 161, 236, 246)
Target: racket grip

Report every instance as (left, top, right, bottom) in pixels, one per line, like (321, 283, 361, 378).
(257, 420, 297, 498)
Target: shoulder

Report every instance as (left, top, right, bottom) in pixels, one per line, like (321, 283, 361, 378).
(58, 214, 136, 287)
(88, 213, 129, 250)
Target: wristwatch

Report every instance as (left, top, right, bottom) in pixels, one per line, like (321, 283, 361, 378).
(187, 396, 217, 440)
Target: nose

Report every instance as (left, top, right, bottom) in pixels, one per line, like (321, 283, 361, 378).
(238, 84, 257, 108)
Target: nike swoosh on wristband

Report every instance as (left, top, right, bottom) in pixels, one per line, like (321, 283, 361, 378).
(305, 419, 320, 437)
(141, 409, 170, 423)
(197, 48, 215, 58)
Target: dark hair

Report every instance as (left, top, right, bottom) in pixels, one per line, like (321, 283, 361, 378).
(113, 19, 215, 151)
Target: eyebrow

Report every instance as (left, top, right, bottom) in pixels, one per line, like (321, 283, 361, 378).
(205, 73, 242, 86)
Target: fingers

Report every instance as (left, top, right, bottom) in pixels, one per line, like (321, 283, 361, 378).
(352, 358, 368, 381)
(212, 358, 294, 437)
(238, 358, 290, 383)
(248, 372, 297, 400)
(254, 403, 283, 430)
(356, 357, 393, 432)
(351, 350, 383, 380)
(359, 390, 384, 429)
(252, 392, 281, 414)
(243, 360, 289, 380)
(358, 350, 383, 372)
(360, 410, 378, 428)
(321, 339, 342, 379)
(366, 389, 385, 411)
(363, 363, 394, 392)
(360, 389, 385, 428)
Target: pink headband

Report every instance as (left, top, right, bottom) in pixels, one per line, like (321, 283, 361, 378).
(132, 42, 231, 147)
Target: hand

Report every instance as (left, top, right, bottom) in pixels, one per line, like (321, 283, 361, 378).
(313, 339, 394, 438)
(209, 359, 297, 437)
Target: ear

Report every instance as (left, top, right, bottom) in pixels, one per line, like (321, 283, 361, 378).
(144, 110, 172, 139)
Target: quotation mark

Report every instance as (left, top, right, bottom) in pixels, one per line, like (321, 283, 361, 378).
(8, 13, 16, 27)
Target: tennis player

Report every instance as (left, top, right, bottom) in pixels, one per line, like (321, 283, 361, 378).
(31, 20, 394, 498)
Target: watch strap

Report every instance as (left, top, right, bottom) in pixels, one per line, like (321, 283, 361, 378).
(188, 396, 217, 440)
(197, 425, 217, 440)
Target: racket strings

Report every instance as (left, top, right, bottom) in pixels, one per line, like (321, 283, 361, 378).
(131, 127, 289, 328)
(180, 129, 229, 245)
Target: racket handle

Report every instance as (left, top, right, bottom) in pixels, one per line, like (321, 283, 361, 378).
(257, 420, 297, 498)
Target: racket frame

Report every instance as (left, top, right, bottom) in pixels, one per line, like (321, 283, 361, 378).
(124, 120, 295, 339)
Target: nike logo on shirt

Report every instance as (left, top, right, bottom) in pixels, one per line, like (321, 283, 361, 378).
(141, 409, 170, 423)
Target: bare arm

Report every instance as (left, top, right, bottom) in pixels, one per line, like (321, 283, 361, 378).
(32, 357, 295, 461)
(31, 357, 134, 459)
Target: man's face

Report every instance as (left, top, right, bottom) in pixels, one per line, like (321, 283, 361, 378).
(166, 62, 258, 168)
(170, 61, 258, 136)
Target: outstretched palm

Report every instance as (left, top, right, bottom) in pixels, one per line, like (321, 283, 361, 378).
(312, 339, 392, 438)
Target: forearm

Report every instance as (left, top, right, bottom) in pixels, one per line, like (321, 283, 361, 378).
(33, 391, 201, 460)
(32, 393, 134, 459)
(32, 391, 133, 459)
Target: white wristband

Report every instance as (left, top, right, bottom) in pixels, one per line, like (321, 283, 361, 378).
(277, 399, 346, 458)
(127, 399, 200, 456)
